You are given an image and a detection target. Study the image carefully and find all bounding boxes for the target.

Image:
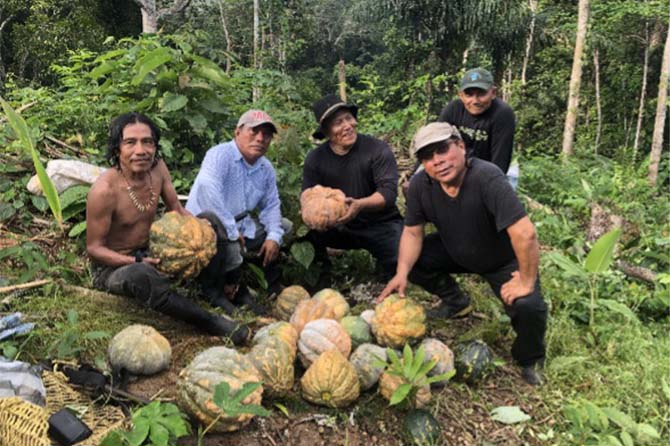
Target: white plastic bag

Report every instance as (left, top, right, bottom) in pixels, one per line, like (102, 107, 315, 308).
(27, 159, 107, 195)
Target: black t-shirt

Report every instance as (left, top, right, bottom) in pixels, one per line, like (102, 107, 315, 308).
(438, 98, 515, 174)
(405, 159, 526, 273)
(302, 134, 401, 226)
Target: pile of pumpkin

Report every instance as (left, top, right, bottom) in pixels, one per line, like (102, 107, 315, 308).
(107, 286, 493, 438)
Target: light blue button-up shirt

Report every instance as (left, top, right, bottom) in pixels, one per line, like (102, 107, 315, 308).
(186, 140, 284, 245)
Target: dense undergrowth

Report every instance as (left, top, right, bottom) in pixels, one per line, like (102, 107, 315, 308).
(1, 32, 668, 446)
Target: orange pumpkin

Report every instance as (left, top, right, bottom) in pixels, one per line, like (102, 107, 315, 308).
(290, 299, 336, 335)
(300, 185, 347, 231)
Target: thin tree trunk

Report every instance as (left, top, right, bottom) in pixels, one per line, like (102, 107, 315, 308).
(593, 48, 602, 153)
(217, 1, 233, 73)
(562, 0, 590, 157)
(134, 0, 190, 34)
(521, 0, 537, 86)
(253, 0, 260, 101)
(634, 23, 650, 159)
(338, 59, 347, 101)
(648, 15, 670, 187)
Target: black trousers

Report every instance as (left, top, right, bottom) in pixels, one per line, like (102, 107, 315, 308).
(91, 262, 171, 309)
(307, 217, 403, 279)
(410, 233, 547, 366)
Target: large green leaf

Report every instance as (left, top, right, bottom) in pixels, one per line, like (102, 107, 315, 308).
(0, 97, 62, 228)
(290, 241, 314, 269)
(546, 251, 587, 278)
(585, 228, 621, 273)
(131, 47, 172, 86)
(160, 93, 188, 112)
(597, 299, 638, 322)
(490, 406, 531, 424)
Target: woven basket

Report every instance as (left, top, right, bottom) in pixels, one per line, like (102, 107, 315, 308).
(43, 370, 128, 445)
(0, 397, 50, 446)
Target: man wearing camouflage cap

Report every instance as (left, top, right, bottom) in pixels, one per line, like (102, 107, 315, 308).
(438, 67, 516, 174)
(377, 122, 547, 386)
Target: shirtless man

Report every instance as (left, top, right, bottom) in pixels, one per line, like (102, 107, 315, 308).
(86, 112, 249, 345)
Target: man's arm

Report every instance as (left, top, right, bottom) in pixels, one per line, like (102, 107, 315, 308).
(501, 216, 539, 305)
(157, 160, 189, 216)
(376, 224, 424, 302)
(489, 103, 515, 174)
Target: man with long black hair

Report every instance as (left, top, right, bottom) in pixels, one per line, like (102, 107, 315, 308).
(86, 112, 249, 345)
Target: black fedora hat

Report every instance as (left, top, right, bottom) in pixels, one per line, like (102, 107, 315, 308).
(312, 94, 358, 140)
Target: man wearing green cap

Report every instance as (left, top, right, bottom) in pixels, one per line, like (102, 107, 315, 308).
(438, 67, 516, 174)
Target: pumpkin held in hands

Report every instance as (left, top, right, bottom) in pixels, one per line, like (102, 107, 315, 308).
(300, 185, 347, 231)
(149, 211, 216, 279)
(108, 324, 171, 375)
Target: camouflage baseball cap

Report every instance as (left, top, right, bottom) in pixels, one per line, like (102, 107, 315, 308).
(411, 122, 462, 156)
(460, 68, 494, 91)
(237, 109, 277, 133)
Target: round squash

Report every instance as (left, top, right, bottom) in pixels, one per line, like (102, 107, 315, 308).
(108, 324, 171, 375)
(247, 341, 295, 397)
(379, 372, 431, 408)
(300, 350, 360, 408)
(340, 316, 372, 349)
(298, 319, 352, 368)
(290, 299, 336, 335)
(371, 295, 426, 348)
(252, 321, 298, 358)
(359, 309, 375, 326)
(420, 338, 455, 386)
(403, 409, 441, 446)
(349, 343, 387, 391)
(312, 288, 350, 320)
(274, 286, 310, 321)
(149, 211, 216, 279)
(454, 340, 493, 385)
(300, 185, 347, 231)
(177, 347, 263, 432)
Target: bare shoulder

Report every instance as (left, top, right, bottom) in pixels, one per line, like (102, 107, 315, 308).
(89, 169, 118, 201)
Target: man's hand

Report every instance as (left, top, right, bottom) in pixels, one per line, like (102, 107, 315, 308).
(375, 274, 408, 304)
(259, 239, 280, 267)
(500, 271, 534, 305)
(336, 198, 363, 225)
(141, 256, 160, 266)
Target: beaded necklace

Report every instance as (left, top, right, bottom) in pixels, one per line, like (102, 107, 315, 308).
(120, 170, 157, 212)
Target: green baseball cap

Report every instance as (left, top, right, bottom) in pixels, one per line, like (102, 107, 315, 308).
(460, 68, 494, 91)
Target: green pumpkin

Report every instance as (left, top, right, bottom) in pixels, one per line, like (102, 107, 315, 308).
(454, 339, 493, 385)
(340, 316, 372, 349)
(403, 409, 442, 446)
(349, 343, 387, 391)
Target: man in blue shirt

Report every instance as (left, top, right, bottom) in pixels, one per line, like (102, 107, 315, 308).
(186, 110, 287, 314)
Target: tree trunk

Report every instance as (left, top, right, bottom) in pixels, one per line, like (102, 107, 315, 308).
(561, 0, 590, 157)
(634, 23, 650, 159)
(253, 0, 260, 101)
(648, 15, 670, 187)
(521, 0, 537, 86)
(593, 48, 602, 153)
(134, 0, 190, 34)
(338, 59, 347, 101)
(217, 1, 233, 73)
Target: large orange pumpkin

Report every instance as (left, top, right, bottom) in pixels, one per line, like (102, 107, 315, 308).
(300, 350, 360, 408)
(290, 299, 336, 334)
(149, 211, 216, 279)
(300, 185, 347, 231)
(371, 295, 426, 348)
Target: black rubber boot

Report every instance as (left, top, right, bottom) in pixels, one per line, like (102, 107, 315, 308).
(156, 292, 250, 345)
(234, 285, 267, 316)
(201, 287, 237, 315)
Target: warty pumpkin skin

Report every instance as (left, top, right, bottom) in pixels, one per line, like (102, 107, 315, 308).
(312, 288, 350, 320)
(421, 338, 455, 386)
(300, 350, 360, 408)
(298, 319, 352, 368)
(371, 295, 426, 348)
(349, 343, 387, 391)
(274, 286, 310, 321)
(108, 324, 171, 375)
(379, 372, 432, 409)
(340, 315, 372, 349)
(149, 211, 216, 279)
(252, 321, 299, 358)
(247, 341, 295, 397)
(177, 347, 263, 432)
(300, 185, 347, 231)
(290, 299, 336, 335)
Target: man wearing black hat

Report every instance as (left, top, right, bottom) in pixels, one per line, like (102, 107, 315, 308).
(377, 122, 546, 385)
(302, 94, 403, 282)
(438, 67, 516, 174)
